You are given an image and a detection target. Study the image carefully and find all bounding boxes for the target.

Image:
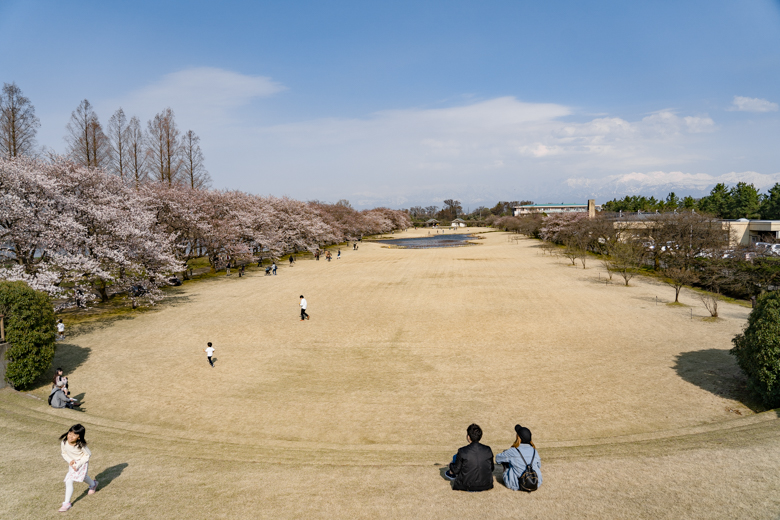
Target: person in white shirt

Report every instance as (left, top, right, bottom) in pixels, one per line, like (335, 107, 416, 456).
(300, 295, 310, 321)
(57, 424, 98, 512)
(204, 342, 215, 367)
(57, 319, 65, 340)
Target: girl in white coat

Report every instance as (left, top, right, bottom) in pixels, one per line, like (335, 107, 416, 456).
(58, 424, 98, 512)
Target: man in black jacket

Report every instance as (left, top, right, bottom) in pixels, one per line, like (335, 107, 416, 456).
(445, 423, 494, 491)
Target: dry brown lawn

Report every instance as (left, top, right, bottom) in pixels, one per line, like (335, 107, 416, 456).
(2, 228, 779, 519)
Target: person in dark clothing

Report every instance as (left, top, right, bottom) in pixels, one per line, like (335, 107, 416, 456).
(445, 423, 494, 491)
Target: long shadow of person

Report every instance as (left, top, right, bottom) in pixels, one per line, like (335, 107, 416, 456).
(71, 463, 129, 505)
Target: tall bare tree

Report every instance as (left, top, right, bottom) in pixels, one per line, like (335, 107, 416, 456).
(65, 99, 110, 168)
(0, 82, 40, 158)
(607, 235, 646, 286)
(146, 108, 181, 185)
(107, 108, 130, 180)
(126, 116, 147, 187)
(180, 129, 211, 189)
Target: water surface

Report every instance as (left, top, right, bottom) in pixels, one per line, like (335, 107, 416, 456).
(376, 234, 477, 249)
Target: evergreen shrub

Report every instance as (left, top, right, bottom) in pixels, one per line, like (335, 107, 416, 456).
(731, 291, 780, 408)
(0, 281, 56, 388)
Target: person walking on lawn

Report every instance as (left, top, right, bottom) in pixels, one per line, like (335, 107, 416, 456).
(57, 424, 98, 512)
(300, 295, 310, 321)
(205, 342, 215, 367)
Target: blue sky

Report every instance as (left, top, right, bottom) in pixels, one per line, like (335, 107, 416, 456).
(2, 0, 779, 208)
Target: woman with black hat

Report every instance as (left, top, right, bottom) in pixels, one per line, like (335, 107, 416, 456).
(495, 424, 542, 491)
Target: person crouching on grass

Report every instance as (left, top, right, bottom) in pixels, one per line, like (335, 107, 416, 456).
(58, 424, 98, 512)
(444, 423, 494, 491)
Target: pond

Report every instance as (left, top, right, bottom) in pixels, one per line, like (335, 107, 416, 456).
(375, 234, 478, 249)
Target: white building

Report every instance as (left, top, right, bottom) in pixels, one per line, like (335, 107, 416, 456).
(514, 201, 600, 216)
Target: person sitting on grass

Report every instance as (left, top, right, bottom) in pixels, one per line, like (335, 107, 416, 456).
(53, 368, 69, 393)
(495, 424, 542, 491)
(50, 382, 80, 409)
(444, 423, 494, 491)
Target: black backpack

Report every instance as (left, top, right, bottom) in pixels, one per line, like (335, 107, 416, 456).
(516, 447, 539, 492)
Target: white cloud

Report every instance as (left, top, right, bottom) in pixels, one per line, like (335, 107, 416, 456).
(102, 67, 286, 127)
(729, 96, 779, 113)
(93, 70, 775, 208)
(212, 98, 726, 206)
(684, 115, 716, 133)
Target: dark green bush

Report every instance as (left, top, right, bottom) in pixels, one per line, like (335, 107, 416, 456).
(731, 291, 780, 408)
(0, 281, 56, 389)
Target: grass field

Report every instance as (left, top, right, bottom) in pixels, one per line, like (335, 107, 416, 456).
(2, 228, 779, 519)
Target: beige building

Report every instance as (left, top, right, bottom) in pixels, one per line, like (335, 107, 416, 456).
(613, 218, 780, 247)
(724, 219, 780, 246)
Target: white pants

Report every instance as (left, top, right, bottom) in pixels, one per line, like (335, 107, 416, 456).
(64, 475, 95, 504)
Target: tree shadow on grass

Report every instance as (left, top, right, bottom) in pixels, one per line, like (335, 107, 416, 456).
(34, 344, 92, 392)
(72, 463, 128, 505)
(673, 349, 764, 412)
(70, 315, 135, 338)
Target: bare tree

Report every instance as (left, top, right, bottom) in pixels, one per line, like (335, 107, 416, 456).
(126, 116, 147, 186)
(608, 237, 646, 286)
(561, 238, 580, 266)
(146, 108, 181, 185)
(0, 82, 40, 158)
(647, 211, 728, 271)
(601, 258, 614, 281)
(663, 267, 699, 303)
(65, 99, 110, 168)
(180, 130, 211, 189)
(107, 108, 130, 180)
(698, 290, 720, 318)
(540, 241, 557, 256)
(442, 199, 462, 220)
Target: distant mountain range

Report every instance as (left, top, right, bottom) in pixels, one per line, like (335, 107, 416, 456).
(563, 171, 780, 201)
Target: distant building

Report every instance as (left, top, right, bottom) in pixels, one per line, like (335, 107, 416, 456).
(451, 218, 467, 228)
(724, 219, 780, 246)
(514, 201, 601, 216)
(610, 216, 780, 247)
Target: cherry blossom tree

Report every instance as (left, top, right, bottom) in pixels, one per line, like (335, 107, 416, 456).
(0, 156, 180, 306)
(1, 154, 411, 307)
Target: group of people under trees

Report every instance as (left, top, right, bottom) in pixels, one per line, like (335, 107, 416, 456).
(446, 423, 542, 493)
